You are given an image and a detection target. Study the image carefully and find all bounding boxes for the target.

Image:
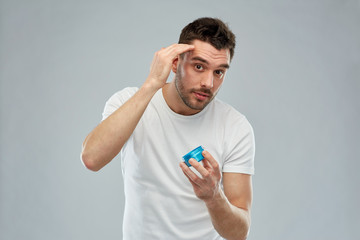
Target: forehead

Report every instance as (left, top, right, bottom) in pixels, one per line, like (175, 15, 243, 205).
(185, 40, 230, 66)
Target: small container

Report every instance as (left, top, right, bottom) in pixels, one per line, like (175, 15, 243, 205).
(182, 146, 204, 167)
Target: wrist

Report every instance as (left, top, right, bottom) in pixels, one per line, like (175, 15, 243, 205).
(204, 189, 226, 209)
(140, 80, 162, 95)
(142, 77, 164, 92)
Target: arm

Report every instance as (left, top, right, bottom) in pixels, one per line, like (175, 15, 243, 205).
(206, 173, 252, 240)
(82, 44, 195, 171)
(179, 151, 252, 240)
(81, 84, 157, 171)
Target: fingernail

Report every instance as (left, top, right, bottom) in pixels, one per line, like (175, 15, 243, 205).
(189, 158, 196, 164)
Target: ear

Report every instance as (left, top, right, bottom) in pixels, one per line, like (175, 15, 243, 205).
(172, 56, 179, 73)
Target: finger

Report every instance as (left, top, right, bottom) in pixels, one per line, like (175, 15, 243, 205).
(202, 151, 220, 172)
(188, 158, 210, 179)
(179, 162, 201, 186)
(164, 43, 194, 56)
(165, 43, 194, 51)
(181, 166, 199, 188)
(202, 156, 212, 169)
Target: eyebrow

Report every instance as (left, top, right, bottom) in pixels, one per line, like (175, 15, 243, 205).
(191, 56, 230, 69)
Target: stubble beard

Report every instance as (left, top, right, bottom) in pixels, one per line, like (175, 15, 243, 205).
(174, 67, 215, 112)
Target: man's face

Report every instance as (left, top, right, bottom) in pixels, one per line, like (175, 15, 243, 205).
(174, 40, 230, 114)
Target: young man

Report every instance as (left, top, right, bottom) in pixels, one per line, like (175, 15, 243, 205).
(81, 17, 255, 240)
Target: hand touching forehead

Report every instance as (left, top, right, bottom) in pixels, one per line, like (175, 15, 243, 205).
(182, 40, 230, 69)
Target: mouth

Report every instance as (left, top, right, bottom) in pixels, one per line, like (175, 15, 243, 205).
(194, 91, 211, 101)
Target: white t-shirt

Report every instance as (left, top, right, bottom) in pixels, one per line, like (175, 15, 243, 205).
(102, 87, 255, 240)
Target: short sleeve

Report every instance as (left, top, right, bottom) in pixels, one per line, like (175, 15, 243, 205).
(222, 117, 255, 175)
(101, 87, 139, 121)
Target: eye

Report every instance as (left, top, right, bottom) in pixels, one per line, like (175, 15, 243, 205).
(214, 70, 224, 77)
(195, 64, 203, 71)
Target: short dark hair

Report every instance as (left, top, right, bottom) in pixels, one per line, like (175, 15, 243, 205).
(178, 17, 236, 60)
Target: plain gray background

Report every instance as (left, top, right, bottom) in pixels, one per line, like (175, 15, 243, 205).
(1, 0, 359, 239)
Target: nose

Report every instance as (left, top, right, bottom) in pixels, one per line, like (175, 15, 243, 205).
(200, 72, 214, 89)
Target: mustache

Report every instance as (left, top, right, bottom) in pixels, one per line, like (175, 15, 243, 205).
(192, 88, 212, 95)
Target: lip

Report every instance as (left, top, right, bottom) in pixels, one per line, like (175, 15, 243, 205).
(194, 91, 210, 101)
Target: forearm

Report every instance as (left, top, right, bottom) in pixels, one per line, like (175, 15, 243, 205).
(81, 82, 159, 171)
(205, 190, 251, 240)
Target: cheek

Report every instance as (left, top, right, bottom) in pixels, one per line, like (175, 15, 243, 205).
(182, 64, 194, 77)
(180, 66, 197, 83)
(213, 79, 224, 91)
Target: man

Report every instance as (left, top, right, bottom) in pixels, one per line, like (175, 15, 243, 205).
(81, 17, 255, 240)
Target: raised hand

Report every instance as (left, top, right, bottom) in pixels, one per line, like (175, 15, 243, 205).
(145, 43, 194, 90)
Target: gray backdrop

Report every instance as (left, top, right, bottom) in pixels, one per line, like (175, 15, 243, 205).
(1, 0, 359, 239)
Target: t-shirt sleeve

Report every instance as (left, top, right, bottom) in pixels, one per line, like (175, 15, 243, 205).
(222, 117, 255, 175)
(101, 87, 139, 121)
